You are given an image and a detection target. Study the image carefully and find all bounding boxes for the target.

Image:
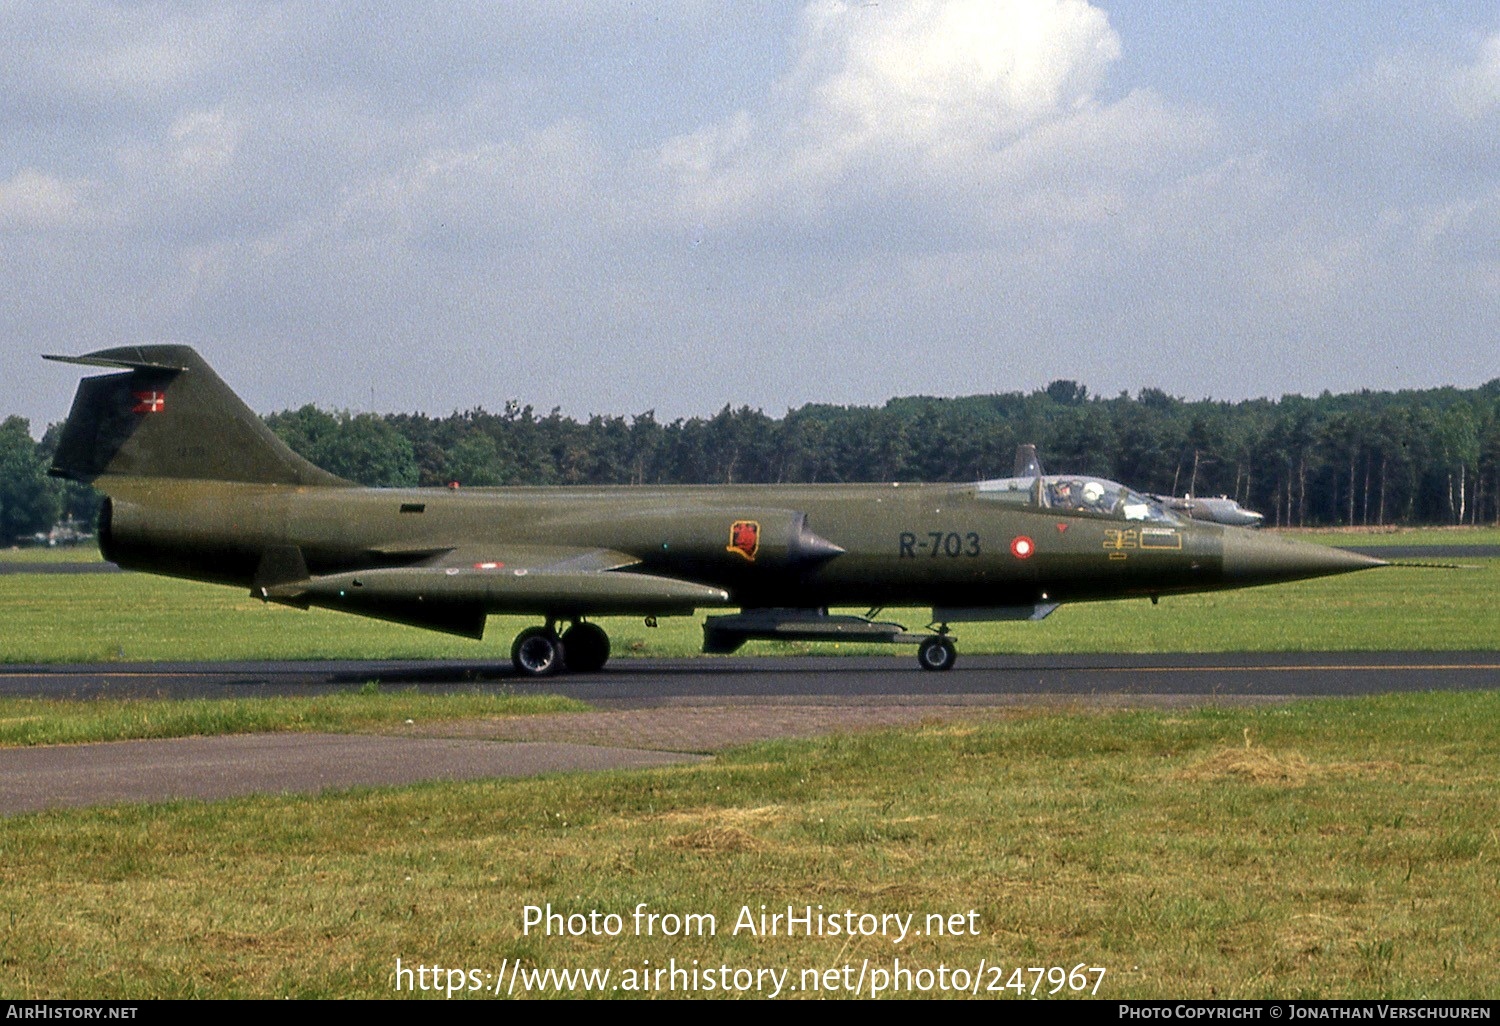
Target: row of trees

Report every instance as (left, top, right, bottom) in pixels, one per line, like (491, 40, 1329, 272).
(6, 379, 1500, 544)
(262, 380, 1500, 529)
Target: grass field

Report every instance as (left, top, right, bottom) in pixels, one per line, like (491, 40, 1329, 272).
(0, 545, 102, 563)
(1, 691, 1497, 999)
(1, 557, 1494, 663)
(1284, 526, 1500, 547)
(0, 691, 586, 748)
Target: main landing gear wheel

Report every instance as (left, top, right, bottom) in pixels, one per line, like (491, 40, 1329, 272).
(917, 635, 957, 672)
(561, 622, 610, 673)
(512, 627, 565, 678)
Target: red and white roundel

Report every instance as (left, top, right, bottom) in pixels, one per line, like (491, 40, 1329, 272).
(1010, 535, 1035, 559)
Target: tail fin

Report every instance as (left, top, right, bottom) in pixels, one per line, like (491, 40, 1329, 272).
(45, 345, 348, 487)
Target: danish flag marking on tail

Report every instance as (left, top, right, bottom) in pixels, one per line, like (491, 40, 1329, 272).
(131, 390, 166, 414)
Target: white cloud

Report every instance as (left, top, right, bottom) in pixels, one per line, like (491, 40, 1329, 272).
(805, 0, 1118, 146)
(1384, 28, 1500, 123)
(1318, 30, 1500, 185)
(0, 169, 88, 229)
(331, 121, 611, 254)
(15, 3, 267, 111)
(1295, 29, 1500, 324)
(1449, 32, 1500, 120)
(658, 0, 1167, 226)
(167, 108, 241, 181)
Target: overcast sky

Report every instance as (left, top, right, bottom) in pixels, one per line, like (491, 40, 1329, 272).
(8, 1, 1498, 432)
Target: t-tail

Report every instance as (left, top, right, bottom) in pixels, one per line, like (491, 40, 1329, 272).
(45, 345, 346, 488)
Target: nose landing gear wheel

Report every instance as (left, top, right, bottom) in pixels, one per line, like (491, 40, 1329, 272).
(512, 627, 566, 677)
(917, 635, 957, 672)
(561, 622, 610, 673)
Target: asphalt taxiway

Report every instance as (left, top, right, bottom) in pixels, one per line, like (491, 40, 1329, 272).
(2, 652, 1496, 815)
(2, 651, 1497, 702)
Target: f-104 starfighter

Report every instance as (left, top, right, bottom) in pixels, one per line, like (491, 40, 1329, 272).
(46, 346, 1383, 675)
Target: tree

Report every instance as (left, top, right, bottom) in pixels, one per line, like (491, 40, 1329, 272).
(1044, 379, 1089, 406)
(1435, 402, 1480, 524)
(446, 433, 511, 486)
(266, 406, 418, 487)
(38, 421, 102, 529)
(0, 418, 62, 543)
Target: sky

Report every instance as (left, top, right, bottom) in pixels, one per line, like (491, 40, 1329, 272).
(7, 1, 1499, 432)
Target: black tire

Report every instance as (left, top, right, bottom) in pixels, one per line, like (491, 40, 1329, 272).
(512, 627, 566, 677)
(917, 635, 957, 672)
(561, 622, 610, 673)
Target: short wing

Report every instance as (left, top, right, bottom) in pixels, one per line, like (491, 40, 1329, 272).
(258, 544, 730, 639)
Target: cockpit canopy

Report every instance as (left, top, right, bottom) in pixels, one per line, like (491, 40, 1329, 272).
(975, 474, 1182, 524)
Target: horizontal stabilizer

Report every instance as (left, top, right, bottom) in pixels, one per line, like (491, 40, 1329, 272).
(44, 351, 192, 372)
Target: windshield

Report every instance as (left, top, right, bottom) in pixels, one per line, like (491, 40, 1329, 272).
(976, 475, 1182, 524)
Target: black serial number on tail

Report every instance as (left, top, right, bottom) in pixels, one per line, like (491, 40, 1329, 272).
(899, 531, 981, 558)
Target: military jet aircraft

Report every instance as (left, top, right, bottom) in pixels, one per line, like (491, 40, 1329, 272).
(1150, 494, 1265, 528)
(46, 346, 1383, 675)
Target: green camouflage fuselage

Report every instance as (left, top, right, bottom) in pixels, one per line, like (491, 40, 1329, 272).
(100, 475, 1287, 611)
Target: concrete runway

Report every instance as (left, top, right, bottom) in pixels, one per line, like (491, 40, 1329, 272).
(1, 651, 1496, 816)
(0, 734, 705, 815)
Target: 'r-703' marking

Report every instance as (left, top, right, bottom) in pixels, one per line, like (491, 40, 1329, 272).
(899, 532, 981, 558)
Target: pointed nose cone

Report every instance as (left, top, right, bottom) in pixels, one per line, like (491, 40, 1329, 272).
(1221, 531, 1386, 586)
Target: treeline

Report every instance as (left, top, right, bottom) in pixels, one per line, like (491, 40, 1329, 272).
(261, 379, 1500, 528)
(6, 379, 1500, 544)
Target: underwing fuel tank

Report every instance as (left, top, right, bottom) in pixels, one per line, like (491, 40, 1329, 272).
(264, 565, 731, 637)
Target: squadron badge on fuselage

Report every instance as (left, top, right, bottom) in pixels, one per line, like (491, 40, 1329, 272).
(727, 520, 760, 561)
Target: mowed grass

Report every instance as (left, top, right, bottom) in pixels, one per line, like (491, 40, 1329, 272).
(1, 691, 1497, 999)
(0, 691, 586, 748)
(1, 559, 1495, 663)
(0, 545, 103, 563)
(1279, 526, 1500, 547)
